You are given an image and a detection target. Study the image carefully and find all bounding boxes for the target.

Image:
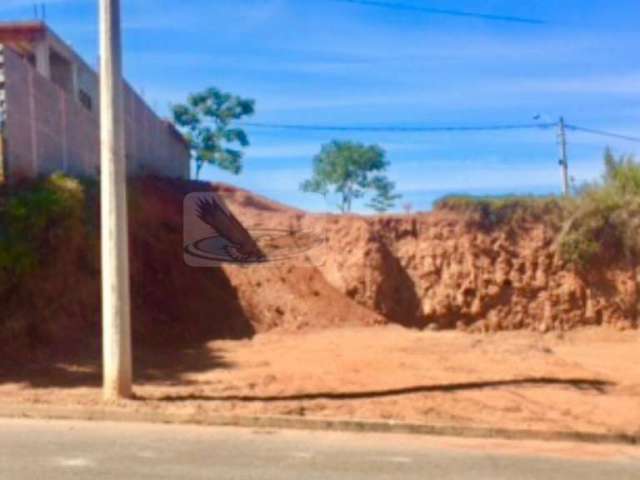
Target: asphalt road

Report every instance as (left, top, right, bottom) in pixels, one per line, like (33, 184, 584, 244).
(0, 418, 638, 479)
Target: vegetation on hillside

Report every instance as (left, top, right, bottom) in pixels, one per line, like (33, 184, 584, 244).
(436, 148, 640, 267)
(435, 195, 564, 228)
(0, 174, 94, 348)
(0, 175, 258, 356)
(0, 174, 89, 288)
(558, 148, 640, 266)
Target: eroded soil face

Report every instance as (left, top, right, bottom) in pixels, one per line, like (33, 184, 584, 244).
(1, 179, 638, 436)
(3, 178, 637, 363)
(214, 181, 640, 333)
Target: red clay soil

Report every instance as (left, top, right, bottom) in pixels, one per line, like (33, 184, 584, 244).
(1, 177, 385, 361)
(178, 178, 638, 333)
(1, 176, 637, 362)
(1, 177, 639, 435)
(0, 326, 638, 437)
(213, 179, 639, 333)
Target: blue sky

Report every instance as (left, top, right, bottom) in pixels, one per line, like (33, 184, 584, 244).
(1, 0, 639, 212)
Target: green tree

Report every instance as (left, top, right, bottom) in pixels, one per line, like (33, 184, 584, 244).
(300, 140, 401, 213)
(367, 175, 402, 213)
(172, 87, 255, 179)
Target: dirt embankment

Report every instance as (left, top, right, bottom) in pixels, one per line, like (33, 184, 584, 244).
(210, 182, 638, 333)
(1, 177, 637, 361)
(316, 212, 638, 332)
(0, 177, 383, 359)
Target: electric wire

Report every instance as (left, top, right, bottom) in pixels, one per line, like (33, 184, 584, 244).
(241, 122, 557, 132)
(242, 121, 640, 145)
(331, 0, 546, 25)
(565, 124, 640, 144)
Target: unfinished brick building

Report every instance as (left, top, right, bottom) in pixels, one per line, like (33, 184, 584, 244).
(0, 21, 190, 181)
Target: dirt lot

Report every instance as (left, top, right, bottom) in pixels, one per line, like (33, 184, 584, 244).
(1, 326, 638, 436)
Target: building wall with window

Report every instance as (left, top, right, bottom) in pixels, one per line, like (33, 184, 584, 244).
(0, 22, 190, 182)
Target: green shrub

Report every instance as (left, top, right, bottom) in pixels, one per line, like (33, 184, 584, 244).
(603, 147, 640, 195)
(558, 149, 640, 266)
(434, 149, 640, 267)
(0, 173, 86, 287)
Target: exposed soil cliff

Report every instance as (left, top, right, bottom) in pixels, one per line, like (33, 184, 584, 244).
(316, 212, 638, 332)
(214, 184, 638, 333)
(1, 177, 636, 360)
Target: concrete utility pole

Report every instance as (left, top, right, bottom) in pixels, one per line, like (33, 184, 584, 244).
(558, 116, 570, 196)
(99, 0, 133, 400)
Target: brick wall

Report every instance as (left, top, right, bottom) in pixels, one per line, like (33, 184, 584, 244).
(1, 46, 190, 181)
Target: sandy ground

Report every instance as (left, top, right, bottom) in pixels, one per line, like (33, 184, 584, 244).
(1, 326, 639, 436)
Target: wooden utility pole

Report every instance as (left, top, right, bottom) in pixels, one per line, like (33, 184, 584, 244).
(558, 116, 570, 196)
(99, 0, 133, 400)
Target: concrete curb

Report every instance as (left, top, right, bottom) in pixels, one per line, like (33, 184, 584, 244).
(0, 404, 638, 446)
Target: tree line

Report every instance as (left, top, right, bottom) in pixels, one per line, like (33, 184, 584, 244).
(172, 87, 400, 213)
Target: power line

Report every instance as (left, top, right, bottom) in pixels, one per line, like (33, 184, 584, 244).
(332, 0, 546, 25)
(566, 124, 640, 144)
(243, 121, 640, 144)
(241, 122, 557, 132)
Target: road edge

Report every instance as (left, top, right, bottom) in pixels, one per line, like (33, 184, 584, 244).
(0, 404, 638, 445)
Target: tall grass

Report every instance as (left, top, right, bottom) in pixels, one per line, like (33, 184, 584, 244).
(435, 194, 564, 228)
(558, 148, 640, 266)
(435, 148, 640, 267)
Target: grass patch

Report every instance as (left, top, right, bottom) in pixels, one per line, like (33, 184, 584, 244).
(0, 173, 91, 293)
(435, 148, 640, 267)
(435, 194, 565, 229)
(558, 149, 640, 266)
(0, 173, 98, 347)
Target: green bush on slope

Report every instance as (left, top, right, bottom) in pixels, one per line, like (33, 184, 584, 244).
(0, 174, 86, 282)
(436, 148, 640, 267)
(434, 195, 564, 229)
(0, 173, 91, 345)
(558, 149, 640, 266)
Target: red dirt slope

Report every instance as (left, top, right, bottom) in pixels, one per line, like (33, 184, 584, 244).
(1, 176, 637, 362)
(207, 181, 638, 332)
